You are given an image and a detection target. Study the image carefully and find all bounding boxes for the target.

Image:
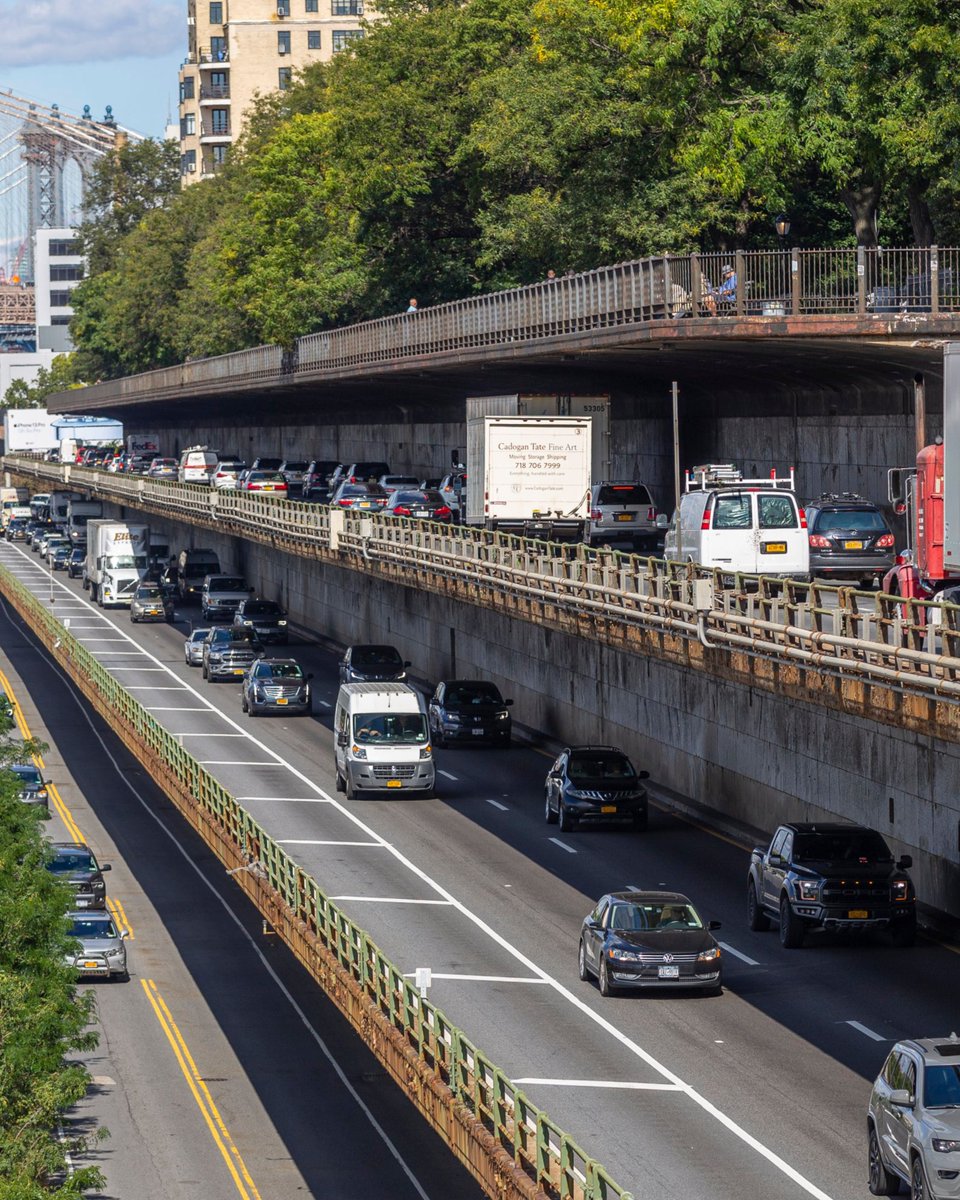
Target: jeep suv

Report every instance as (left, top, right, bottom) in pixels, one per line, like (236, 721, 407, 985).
(868, 1035, 960, 1198)
(45, 842, 111, 910)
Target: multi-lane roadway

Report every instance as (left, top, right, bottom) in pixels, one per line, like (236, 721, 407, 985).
(2, 534, 959, 1200)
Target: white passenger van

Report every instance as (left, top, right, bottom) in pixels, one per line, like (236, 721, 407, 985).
(663, 464, 810, 579)
(334, 683, 435, 799)
(178, 446, 219, 484)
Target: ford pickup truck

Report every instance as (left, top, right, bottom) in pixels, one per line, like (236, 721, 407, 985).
(746, 822, 916, 948)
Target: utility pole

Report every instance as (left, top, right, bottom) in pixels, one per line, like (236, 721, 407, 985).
(671, 381, 681, 512)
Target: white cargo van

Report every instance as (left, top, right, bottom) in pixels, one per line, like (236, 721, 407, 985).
(663, 465, 809, 579)
(334, 683, 435, 799)
(178, 446, 219, 483)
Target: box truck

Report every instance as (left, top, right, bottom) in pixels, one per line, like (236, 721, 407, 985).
(66, 499, 103, 546)
(465, 415, 592, 541)
(48, 490, 85, 523)
(85, 520, 150, 607)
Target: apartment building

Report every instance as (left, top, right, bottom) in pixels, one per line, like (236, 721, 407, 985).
(178, 0, 367, 181)
(34, 227, 83, 352)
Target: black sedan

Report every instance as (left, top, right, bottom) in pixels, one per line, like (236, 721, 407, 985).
(66, 547, 86, 577)
(330, 482, 389, 511)
(241, 658, 313, 717)
(383, 489, 453, 524)
(579, 891, 723, 996)
(339, 644, 409, 683)
(50, 542, 71, 571)
(545, 745, 650, 831)
(428, 680, 513, 746)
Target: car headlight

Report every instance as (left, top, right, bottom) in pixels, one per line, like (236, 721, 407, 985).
(933, 1140, 960, 1153)
(567, 788, 588, 800)
(445, 713, 462, 724)
(107, 947, 125, 960)
(278, 620, 287, 626)
(608, 947, 643, 963)
(795, 880, 820, 901)
(37, 788, 48, 800)
(419, 746, 432, 759)
(242, 619, 253, 625)
(697, 947, 721, 963)
(351, 746, 367, 759)
(397, 671, 406, 680)
(891, 878, 911, 901)
(496, 710, 509, 720)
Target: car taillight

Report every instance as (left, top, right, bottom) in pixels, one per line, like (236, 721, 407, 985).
(349, 475, 357, 483)
(394, 505, 411, 516)
(701, 507, 712, 530)
(809, 535, 831, 548)
(590, 508, 602, 520)
(435, 506, 451, 517)
(647, 507, 656, 521)
(339, 499, 352, 507)
(877, 533, 895, 548)
(799, 507, 807, 529)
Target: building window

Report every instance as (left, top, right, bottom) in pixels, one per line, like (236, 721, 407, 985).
(332, 0, 361, 13)
(332, 28, 363, 50)
(180, 113, 196, 138)
(209, 1, 223, 22)
(203, 70, 229, 100)
(49, 265, 84, 281)
(306, 0, 318, 9)
(51, 315, 72, 326)
(180, 76, 195, 101)
(278, 67, 293, 89)
(210, 36, 227, 61)
(212, 145, 228, 166)
(50, 290, 73, 308)
(307, 30, 320, 48)
(278, 30, 291, 54)
(181, 149, 197, 174)
(277, 0, 291, 13)
(48, 240, 79, 256)
(211, 108, 229, 134)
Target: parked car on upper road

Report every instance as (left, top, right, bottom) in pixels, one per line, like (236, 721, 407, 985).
(279, 460, 308, 492)
(804, 493, 895, 587)
(210, 460, 247, 490)
(45, 841, 110, 910)
(383, 489, 453, 523)
(339, 644, 409, 684)
(427, 679, 513, 746)
(378, 474, 421, 495)
(147, 457, 179, 479)
(578, 891, 723, 996)
(329, 461, 391, 491)
(545, 745, 650, 831)
(65, 910, 129, 980)
(438, 471, 467, 520)
(241, 657, 312, 717)
(250, 456, 283, 473)
(302, 460, 341, 502)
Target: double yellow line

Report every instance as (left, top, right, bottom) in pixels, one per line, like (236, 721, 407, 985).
(0, 661, 261, 1196)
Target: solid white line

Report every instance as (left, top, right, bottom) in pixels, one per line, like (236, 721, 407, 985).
(127, 686, 189, 691)
(146, 706, 210, 712)
(511, 1078, 683, 1091)
(846, 1020, 886, 1042)
(88, 651, 149, 656)
(485, 799, 509, 811)
(402, 973, 547, 984)
(0, 546, 838, 1200)
(548, 837, 576, 854)
(277, 839, 383, 847)
(236, 796, 331, 803)
(438, 770, 458, 781)
(76, 637, 129, 642)
(198, 760, 276, 766)
(111, 667, 166, 672)
(174, 732, 245, 738)
(329, 896, 453, 905)
(719, 942, 761, 966)
(316, 700, 331, 708)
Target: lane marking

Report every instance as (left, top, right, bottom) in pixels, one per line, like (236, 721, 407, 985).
(142, 980, 262, 1200)
(127, 686, 190, 691)
(846, 1020, 887, 1042)
(146, 706, 211, 712)
(485, 799, 509, 811)
(512, 1078, 683, 1091)
(110, 667, 167, 672)
(174, 732, 246, 738)
(198, 760, 277, 766)
(106, 897, 134, 940)
(277, 839, 383, 847)
(236, 796, 332, 803)
(625, 884, 641, 892)
(438, 770, 458, 781)
(316, 699, 331, 708)
(0, 549, 840, 1200)
(718, 942, 760, 967)
(329, 896, 454, 905)
(403, 973, 547, 984)
(548, 837, 576, 854)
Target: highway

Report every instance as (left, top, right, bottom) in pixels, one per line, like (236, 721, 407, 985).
(3, 534, 960, 1200)
(0, 587, 483, 1199)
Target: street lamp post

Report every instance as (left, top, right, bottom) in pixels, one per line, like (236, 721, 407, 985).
(774, 215, 791, 311)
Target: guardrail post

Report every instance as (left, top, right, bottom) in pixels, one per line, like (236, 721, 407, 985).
(931, 245, 939, 314)
(734, 250, 746, 316)
(857, 246, 867, 313)
(690, 253, 702, 317)
(791, 248, 801, 315)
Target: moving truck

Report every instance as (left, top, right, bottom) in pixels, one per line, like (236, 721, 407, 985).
(465, 415, 592, 541)
(66, 499, 103, 546)
(48, 491, 85, 523)
(85, 520, 150, 607)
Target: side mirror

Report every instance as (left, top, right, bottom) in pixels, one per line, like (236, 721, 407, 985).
(306, 673, 314, 682)
(337, 731, 348, 747)
(404, 660, 411, 668)
(504, 698, 514, 706)
(898, 855, 913, 870)
(638, 770, 650, 780)
(120, 930, 129, 940)
(708, 920, 722, 930)
(889, 1088, 913, 1108)
(101, 863, 112, 872)
(656, 512, 669, 529)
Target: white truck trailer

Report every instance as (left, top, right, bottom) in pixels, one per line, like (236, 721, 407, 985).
(66, 499, 103, 546)
(85, 519, 150, 607)
(465, 415, 592, 541)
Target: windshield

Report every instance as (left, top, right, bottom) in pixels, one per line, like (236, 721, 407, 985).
(283, 462, 307, 472)
(136, 586, 162, 599)
(925, 1065, 960, 1107)
(445, 683, 503, 706)
(185, 564, 214, 578)
(48, 852, 95, 874)
(353, 714, 428, 744)
(11, 766, 41, 784)
(104, 555, 147, 570)
(608, 902, 703, 931)
(209, 577, 246, 591)
(70, 515, 90, 527)
(255, 459, 283, 470)
(568, 754, 636, 782)
(597, 484, 651, 506)
(792, 831, 893, 864)
(258, 663, 302, 678)
(69, 918, 118, 939)
(814, 509, 887, 533)
(243, 602, 281, 615)
(352, 646, 402, 667)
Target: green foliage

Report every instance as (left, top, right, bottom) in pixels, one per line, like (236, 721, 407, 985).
(0, 741, 104, 1195)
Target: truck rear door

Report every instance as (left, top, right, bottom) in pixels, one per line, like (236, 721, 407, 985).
(756, 492, 808, 577)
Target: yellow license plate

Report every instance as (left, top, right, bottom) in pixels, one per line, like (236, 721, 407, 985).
(762, 542, 787, 554)
(848, 909, 868, 919)
(615, 513, 634, 522)
(386, 779, 402, 788)
(601, 805, 618, 813)
(233, 669, 245, 675)
(83, 961, 99, 969)
(844, 540, 863, 550)
(276, 697, 288, 705)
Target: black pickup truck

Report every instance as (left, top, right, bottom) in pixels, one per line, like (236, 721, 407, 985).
(746, 822, 916, 948)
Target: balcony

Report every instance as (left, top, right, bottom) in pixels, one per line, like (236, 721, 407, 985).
(200, 124, 231, 143)
(200, 84, 230, 102)
(198, 47, 229, 65)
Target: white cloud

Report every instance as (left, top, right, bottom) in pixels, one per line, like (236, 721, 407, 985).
(0, 1, 183, 67)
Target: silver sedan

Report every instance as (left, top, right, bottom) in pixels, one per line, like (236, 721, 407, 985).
(184, 627, 211, 665)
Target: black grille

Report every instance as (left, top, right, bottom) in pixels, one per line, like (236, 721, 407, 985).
(372, 765, 416, 780)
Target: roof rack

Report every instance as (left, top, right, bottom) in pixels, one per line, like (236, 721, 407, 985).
(684, 464, 796, 492)
(816, 491, 867, 503)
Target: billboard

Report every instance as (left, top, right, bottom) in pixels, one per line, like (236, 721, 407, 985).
(2, 409, 60, 452)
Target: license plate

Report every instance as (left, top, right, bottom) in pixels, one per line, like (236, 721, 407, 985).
(848, 909, 868, 919)
(658, 965, 680, 979)
(601, 804, 617, 813)
(233, 669, 245, 675)
(615, 513, 635, 522)
(844, 540, 863, 550)
(359, 502, 372, 508)
(146, 609, 161, 615)
(386, 779, 402, 788)
(762, 542, 787, 553)
(76, 899, 90, 908)
(276, 697, 288, 705)
(83, 961, 100, 969)
(472, 728, 484, 736)
(413, 510, 429, 517)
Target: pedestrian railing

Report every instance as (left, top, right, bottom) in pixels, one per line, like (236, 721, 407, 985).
(7, 454, 960, 704)
(0, 557, 633, 1200)
(45, 245, 960, 411)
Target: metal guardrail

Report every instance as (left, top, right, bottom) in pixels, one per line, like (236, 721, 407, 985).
(7, 455, 960, 705)
(0, 559, 632, 1200)
(46, 245, 960, 409)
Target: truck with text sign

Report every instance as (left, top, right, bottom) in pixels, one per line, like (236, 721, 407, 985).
(127, 433, 161, 458)
(465, 415, 592, 541)
(85, 520, 150, 608)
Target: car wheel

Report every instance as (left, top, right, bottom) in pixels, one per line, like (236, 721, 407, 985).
(545, 791, 557, 824)
(241, 694, 248, 712)
(202, 663, 208, 680)
(578, 938, 591, 981)
(598, 956, 615, 997)
(867, 1125, 899, 1195)
(747, 881, 771, 931)
(116, 968, 130, 984)
(779, 897, 805, 948)
(633, 808, 648, 832)
(345, 775, 356, 801)
(911, 1155, 929, 1200)
(890, 917, 917, 948)
(433, 723, 445, 749)
(335, 770, 345, 793)
(248, 704, 259, 717)
(558, 799, 576, 833)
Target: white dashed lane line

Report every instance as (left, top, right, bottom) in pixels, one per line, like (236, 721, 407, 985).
(485, 799, 509, 811)
(718, 942, 761, 967)
(846, 1021, 887, 1042)
(548, 837, 576, 854)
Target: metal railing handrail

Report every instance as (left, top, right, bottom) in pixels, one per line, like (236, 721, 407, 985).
(45, 244, 960, 410)
(7, 455, 960, 706)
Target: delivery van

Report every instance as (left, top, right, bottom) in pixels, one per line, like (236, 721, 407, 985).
(178, 446, 219, 484)
(334, 683, 435, 799)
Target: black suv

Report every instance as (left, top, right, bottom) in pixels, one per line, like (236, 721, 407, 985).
(747, 822, 916, 947)
(233, 598, 289, 644)
(302, 460, 341, 502)
(45, 841, 111, 910)
(804, 494, 895, 586)
(544, 745, 650, 831)
(339, 644, 409, 683)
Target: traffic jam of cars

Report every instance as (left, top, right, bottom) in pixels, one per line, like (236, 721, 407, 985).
(3, 447, 958, 1195)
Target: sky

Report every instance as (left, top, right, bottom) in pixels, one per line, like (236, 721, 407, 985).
(0, 0, 186, 137)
